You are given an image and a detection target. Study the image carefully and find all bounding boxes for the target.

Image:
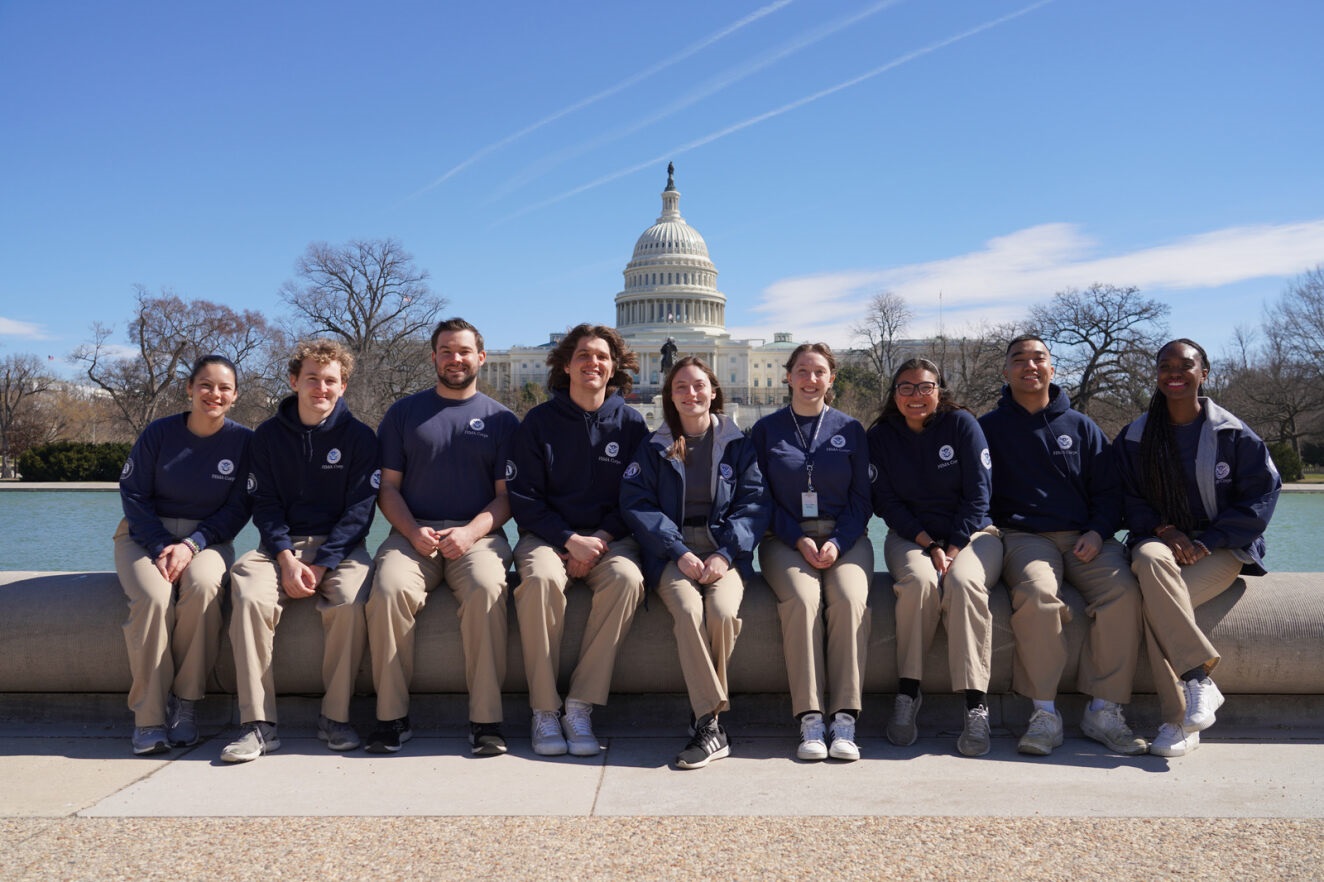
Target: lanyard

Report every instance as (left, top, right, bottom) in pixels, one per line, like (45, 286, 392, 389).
(790, 406, 827, 492)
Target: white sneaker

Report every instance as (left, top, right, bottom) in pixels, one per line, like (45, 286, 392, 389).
(1081, 702, 1148, 755)
(1150, 722, 1200, 757)
(221, 722, 279, 763)
(797, 712, 828, 761)
(1017, 708, 1064, 756)
(828, 712, 860, 761)
(562, 698, 601, 756)
(886, 693, 921, 747)
(1183, 677, 1224, 732)
(531, 710, 567, 756)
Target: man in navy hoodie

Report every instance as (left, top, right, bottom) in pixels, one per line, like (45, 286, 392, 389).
(978, 335, 1146, 758)
(507, 323, 649, 757)
(221, 339, 380, 763)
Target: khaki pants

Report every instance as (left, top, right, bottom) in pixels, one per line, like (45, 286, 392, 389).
(1131, 538, 1243, 724)
(366, 524, 511, 724)
(513, 533, 645, 711)
(1001, 530, 1142, 703)
(114, 518, 229, 727)
(758, 521, 873, 717)
(655, 526, 744, 718)
(883, 526, 1000, 692)
(229, 538, 371, 725)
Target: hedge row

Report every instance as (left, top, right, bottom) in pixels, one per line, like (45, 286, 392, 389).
(17, 441, 132, 482)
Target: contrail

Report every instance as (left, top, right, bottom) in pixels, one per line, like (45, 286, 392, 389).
(489, 0, 905, 202)
(411, 0, 796, 199)
(496, 0, 1055, 225)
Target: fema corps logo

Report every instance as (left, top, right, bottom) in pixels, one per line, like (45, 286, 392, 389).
(980, 448, 992, 470)
(468, 417, 485, 432)
(327, 448, 342, 465)
(1215, 461, 1231, 480)
(938, 445, 955, 462)
(605, 442, 620, 458)
(504, 460, 518, 481)
(246, 473, 258, 494)
(1056, 435, 1073, 450)
(370, 469, 382, 489)
(829, 434, 846, 448)
(868, 463, 878, 483)
(120, 459, 134, 480)
(218, 458, 234, 476)
(719, 463, 734, 481)
(623, 462, 641, 479)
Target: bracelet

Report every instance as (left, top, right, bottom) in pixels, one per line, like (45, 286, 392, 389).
(926, 541, 942, 554)
(181, 537, 201, 555)
(1155, 524, 1176, 538)
(1193, 540, 1210, 556)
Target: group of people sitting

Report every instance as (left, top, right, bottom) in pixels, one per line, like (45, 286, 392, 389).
(114, 319, 1281, 770)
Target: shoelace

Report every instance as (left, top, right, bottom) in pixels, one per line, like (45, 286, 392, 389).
(686, 722, 721, 752)
(831, 715, 856, 743)
(174, 702, 196, 726)
(800, 715, 825, 743)
(1026, 710, 1057, 736)
(1184, 680, 1210, 715)
(564, 709, 594, 739)
(894, 695, 917, 722)
(533, 712, 561, 739)
(965, 707, 990, 735)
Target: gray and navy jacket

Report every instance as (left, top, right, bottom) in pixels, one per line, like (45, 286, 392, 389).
(1114, 397, 1281, 575)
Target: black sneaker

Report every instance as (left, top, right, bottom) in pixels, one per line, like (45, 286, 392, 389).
(364, 717, 412, 754)
(470, 722, 508, 756)
(676, 714, 729, 770)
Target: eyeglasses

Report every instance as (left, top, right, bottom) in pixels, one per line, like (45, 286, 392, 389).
(894, 382, 937, 397)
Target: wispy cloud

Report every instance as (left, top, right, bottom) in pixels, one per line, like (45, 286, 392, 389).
(728, 219, 1324, 345)
(0, 317, 48, 340)
(497, 0, 1054, 224)
(412, 0, 796, 199)
(489, 0, 904, 201)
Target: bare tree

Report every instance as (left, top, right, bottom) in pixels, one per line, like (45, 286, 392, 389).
(71, 286, 273, 435)
(1028, 283, 1169, 430)
(280, 238, 446, 425)
(850, 291, 913, 407)
(937, 319, 1023, 416)
(0, 354, 56, 478)
(1267, 266, 1324, 378)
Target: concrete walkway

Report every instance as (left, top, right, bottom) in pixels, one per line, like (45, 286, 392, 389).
(3, 709, 1322, 880)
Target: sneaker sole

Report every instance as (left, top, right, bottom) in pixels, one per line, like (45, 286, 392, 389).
(471, 740, 508, 756)
(533, 741, 568, 756)
(958, 738, 991, 758)
(677, 744, 730, 769)
(168, 735, 200, 748)
(828, 744, 860, 761)
(133, 742, 171, 756)
(1184, 697, 1225, 733)
(221, 738, 281, 763)
(886, 726, 918, 747)
(319, 732, 362, 752)
(1150, 732, 1200, 758)
(365, 731, 413, 754)
(796, 745, 828, 761)
(1016, 735, 1063, 756)
(1081, 723, 1148, 756)
(567, 742, 601, 757)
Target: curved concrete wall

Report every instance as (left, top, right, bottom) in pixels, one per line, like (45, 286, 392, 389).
(2, 571, 1322, 697)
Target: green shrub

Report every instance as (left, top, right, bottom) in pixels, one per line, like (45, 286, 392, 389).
(17, 441, 133, 482)
(1268, 441, 1304, 483)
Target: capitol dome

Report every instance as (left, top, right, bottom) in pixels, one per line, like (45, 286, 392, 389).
(615, 164, 726, 335)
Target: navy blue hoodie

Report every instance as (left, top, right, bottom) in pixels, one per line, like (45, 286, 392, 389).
(978, 384, 1121, 536)
(248, 394, 380, 570)
(507, 388, 649, 546)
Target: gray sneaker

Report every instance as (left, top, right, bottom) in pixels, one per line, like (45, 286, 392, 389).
(1082, 702, 1148, 755)
(886, 693, 922, 747)
(132, 726, 170, 756)
(957, 706, 992, 757)
(531, 710, 568, 756)
(221, 722, 280, 763)
(166, 695, 198, 747)
(562, 699, 601, 756)
(318, 715, 361, 751)
(1017, 708, 1063, 756)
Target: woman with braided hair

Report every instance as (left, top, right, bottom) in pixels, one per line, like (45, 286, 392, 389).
(1114, 339, 1281, 757)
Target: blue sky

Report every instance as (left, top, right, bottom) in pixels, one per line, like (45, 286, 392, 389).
(3, 0, 1322, 378)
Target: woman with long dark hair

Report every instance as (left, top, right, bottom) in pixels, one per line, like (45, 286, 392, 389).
(621, 357, 768, 769)
(1115, 339, 1280, 757)
(867, 358, 1000, 756)
(115, 355, 252, 754)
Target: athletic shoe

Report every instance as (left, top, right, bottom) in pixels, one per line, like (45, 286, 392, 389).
(1017, 708, 1064, 756)
(470, 722, 508, 756)
(1081, 702, 1148, 755)
(531, 710, 567, 756)
(1150, 722, 1200, 757)
(317, 715, 360, 752)
(1183, 677, 1224, 732)
(676, 714, 729, 769)
(365, 717, 413, 754)
(132, 726, 170, 756)
(886, 692, 922, 747)
(562, 698, 601, 756)
(796, 712, 828, 761)
(957, 705, 992, 757)
(221, 722, 280, 763)
(166, 695, 198, 747)
(828, 712, 860, 761)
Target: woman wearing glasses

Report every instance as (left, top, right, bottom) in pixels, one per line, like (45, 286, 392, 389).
(866, 358, 1000, 757)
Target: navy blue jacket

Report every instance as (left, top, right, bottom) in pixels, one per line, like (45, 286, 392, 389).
(751, 406, 871, 553)
(1115, 398, 1280, 575)
(619, 414, 770, 586)
(507, 389, 649, 546)
(249, 394, 380, 570)
(867, 408, 991, 549)
(978, 384, 1122, 537)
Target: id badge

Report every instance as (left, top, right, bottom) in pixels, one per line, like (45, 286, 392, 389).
(800, 491, 819, 518)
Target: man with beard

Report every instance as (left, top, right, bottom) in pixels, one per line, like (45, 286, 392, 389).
(363, 318, 520, 755)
